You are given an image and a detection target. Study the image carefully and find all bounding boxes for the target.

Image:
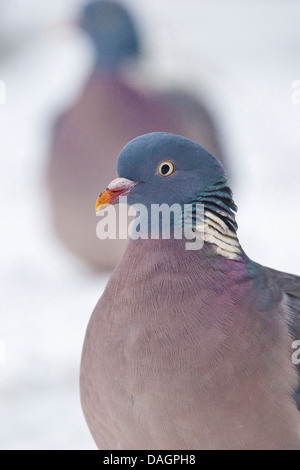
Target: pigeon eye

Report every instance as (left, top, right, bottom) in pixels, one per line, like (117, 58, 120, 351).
(157, 161, 175, 177)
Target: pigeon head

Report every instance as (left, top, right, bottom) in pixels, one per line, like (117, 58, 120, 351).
(96, 132, 238, 232)
(80, 0, 139, 70)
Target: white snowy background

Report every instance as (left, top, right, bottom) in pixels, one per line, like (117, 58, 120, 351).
(0, 0, 299, 449)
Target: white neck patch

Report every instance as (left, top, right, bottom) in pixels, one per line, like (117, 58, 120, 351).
(195, 210, 241, 260)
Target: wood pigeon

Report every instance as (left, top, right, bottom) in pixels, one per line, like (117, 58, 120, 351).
(80, 132, 300, 450)
(46, 0, 225, 271)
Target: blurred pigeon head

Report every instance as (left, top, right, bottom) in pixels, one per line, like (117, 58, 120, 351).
(80, 0, 140, 69)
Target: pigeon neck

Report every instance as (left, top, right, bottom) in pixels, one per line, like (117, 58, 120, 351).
(193, 177, 243, 261)
(197, 210, 242, 261)
(128, 208, 243, 261)
(125, 237, 249, 279)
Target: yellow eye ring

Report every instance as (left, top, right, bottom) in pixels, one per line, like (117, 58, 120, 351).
(157, 161, 175, 177)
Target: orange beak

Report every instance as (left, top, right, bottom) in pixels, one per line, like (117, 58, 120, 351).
(95, 177, 138, 214)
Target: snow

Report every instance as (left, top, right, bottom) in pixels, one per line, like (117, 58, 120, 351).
(0, 0, 299, 449)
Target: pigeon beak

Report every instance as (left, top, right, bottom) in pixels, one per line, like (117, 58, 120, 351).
(95, 177, 138, 214)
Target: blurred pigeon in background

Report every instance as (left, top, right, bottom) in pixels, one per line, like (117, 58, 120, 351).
(81, 132, 300, 450)
(46, 0, 225, 271)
